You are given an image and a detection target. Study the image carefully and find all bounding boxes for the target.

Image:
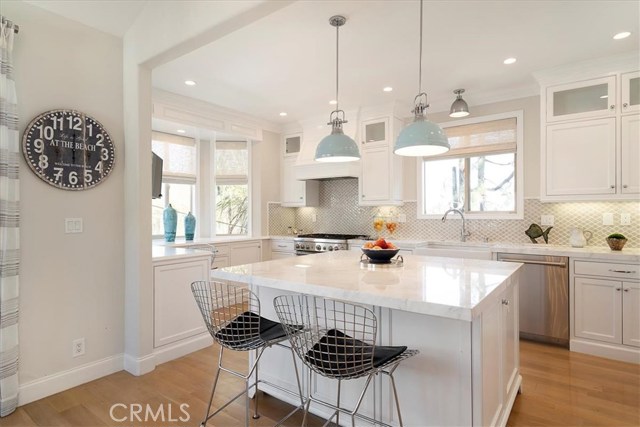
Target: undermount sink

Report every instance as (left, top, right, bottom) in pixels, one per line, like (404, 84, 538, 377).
(414, 243, 493, 260)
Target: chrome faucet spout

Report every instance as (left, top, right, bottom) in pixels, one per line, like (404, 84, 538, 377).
(442, 208, 471, 242)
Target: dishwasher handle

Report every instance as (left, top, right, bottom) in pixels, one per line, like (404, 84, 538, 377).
(498, 257, 567, 268)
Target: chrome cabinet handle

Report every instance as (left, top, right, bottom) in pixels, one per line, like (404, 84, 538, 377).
(502, 299, 509, 306)
(277, 244, 287, 248)
(609, 269, 636, 274)
(498, 258, 567, 268)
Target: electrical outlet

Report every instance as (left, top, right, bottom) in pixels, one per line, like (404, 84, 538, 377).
(72, 338, 85, 358)
(602, 213, 614, 226)
(311, 213, 317, 223)
(540, 215, 554, 226)
(621, 213, 631, 225)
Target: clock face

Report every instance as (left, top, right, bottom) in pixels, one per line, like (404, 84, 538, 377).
(22, 110, 115, 190)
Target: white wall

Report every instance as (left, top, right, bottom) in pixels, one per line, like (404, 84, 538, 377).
(4, 0, 125, 387)
(255, 130, 281, 235)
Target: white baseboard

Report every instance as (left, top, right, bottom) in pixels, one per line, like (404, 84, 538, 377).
(153, 333, 212, 366)
(571, 339, 640, 364)
(18, 354, 124, 406)
(123, 352, 156, 376)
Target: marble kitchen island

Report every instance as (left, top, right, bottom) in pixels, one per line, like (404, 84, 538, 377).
(210, 251, 523, 426)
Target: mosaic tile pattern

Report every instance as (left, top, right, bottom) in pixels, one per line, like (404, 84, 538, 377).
(269, 179, 640, 248)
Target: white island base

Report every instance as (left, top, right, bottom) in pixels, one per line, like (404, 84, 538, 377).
(211, 252, 523, 426)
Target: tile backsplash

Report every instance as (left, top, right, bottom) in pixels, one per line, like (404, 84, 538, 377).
(269, 179, 640, 247)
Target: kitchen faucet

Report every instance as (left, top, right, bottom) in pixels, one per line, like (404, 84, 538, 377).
(442, 208, 471, 242)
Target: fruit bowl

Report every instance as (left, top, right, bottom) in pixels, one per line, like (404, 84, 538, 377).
(361, 247, 400, 263)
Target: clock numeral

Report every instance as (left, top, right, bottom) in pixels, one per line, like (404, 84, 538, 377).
(96, 133, 104, 146)
(67, 116, 82, 131)
(37, 125, 54, 140)
(84, 170, 92, 183)
(68, 171, 78, 185)
(33, 138, 45, 154)
(100, 148, 109, 161)
(87, 123, 93, 137)
(52, 116, 64, 131)
(53, 167, 63, 182)
(94, 161, 103, 174)
(38, 154, 49, 169)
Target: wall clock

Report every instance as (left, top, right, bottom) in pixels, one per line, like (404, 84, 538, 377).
(22, 109, 115, 190)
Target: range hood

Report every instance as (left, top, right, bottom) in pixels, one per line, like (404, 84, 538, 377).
(294, 161, 360, 180)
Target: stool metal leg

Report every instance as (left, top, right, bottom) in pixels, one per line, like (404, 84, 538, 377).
(201, 346, 224, 427)
(252, 348, 260, 419)
(336, 379, 341, 427)
(349, 373, 374, 427)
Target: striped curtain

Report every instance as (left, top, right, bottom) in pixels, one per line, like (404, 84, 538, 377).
(0, 16, 19, 417)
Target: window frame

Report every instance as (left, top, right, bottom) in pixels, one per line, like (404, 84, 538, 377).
(416, 110, 524, 220)
(210, 139, 252, 237)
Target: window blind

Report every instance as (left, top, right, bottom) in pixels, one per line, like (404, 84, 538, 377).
(215, 140, 248, 183)
(151, 131, 196, 183)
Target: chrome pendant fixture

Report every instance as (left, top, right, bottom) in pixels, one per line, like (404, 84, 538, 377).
(394, 0, 450, 157)
(449, 89, 470, 118)
(315, 15, 360, 163)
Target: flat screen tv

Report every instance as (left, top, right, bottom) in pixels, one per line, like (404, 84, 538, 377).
(152, 152, 163, 199)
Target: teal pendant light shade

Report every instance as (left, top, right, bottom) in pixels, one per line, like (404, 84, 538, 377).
(394, 0, 450, 157)
(314, 15, 360, 163)
(449, 88, 470, 118)
(395, 116, 449, 156)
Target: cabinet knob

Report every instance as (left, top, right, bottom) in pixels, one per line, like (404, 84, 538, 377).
(610, 105, 615, 110)
(623, 103, 629, 108)
(299, 196, 303, 199)
(501, 299, 509, 306)
(362, 194, 365, 198)
(623, 184, 628, 188)
(610, 185, 615, 189)
(615, 287, 622, 291)
(624, 288, 630, 292)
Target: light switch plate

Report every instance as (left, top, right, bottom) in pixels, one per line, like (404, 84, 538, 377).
(602, 213, 614, 226)
(311, 213, 317, 223)
(620, 213, 631, 225)
(540, 215, 554, 226)
(65, 218, 83, 233)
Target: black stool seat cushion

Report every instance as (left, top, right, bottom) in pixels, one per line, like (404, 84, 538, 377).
(215, 311, 288, 349)
(305, 329, 407, 378)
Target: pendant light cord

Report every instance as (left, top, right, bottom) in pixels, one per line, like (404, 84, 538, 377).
(335, 22, 340, 112)
(418, 0, 423, 94)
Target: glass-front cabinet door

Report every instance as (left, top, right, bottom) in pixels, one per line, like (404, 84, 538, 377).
(622, 71, 640, 114)
(546, 76, 616, 122)
(361, 118, 388, 145)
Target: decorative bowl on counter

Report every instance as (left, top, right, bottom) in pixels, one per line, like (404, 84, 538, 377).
(361, 248, 400, 263)
(606, 234, 627, 251)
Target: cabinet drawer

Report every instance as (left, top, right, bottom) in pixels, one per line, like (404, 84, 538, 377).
(574, 260, 640, 280)
(212, 256, 229, 270)
(271, 240, 294, 252)
(212, 244, 229, 256)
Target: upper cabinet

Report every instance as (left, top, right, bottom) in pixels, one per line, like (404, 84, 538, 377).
(358, 116, 404, 206)
(280, 133, 319, 207)
(546, 76, 616, 122)
(538, 59, 640, 202)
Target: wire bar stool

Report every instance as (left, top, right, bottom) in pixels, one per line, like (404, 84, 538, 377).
(191, 281, 306, 427)
(274, 294, 419, 427)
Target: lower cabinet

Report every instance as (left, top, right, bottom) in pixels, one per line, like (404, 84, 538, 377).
(153, 255, 211, 348)
(270, 239, 296, 259)
(229, 240, 262, 266)
(571, 260, 640, 362)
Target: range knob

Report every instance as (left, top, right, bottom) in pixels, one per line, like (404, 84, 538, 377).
(295, 243, 300, 249)
(305, 245, 310, 250)
(328, 246, 334, 251)
(323, 246, 327, 250)
(333, 245, 340, 251)
(316, 244, 321, 251)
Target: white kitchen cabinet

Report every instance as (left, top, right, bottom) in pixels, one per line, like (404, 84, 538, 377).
(281, 156, 319, 207)
(621, 114, 640, 194)
(544, 118, 616, 197)
(270, 239, 296, 259)
(546, 76, 616, 122)
(358, 117, 403, 206)
(153, 255, 210, 348)
(571, 259, 640, 363)
(621, 71, 640, 114)
(229, 240, 262, 266)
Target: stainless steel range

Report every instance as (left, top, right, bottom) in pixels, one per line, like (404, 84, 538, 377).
(294, 233, 369, 255)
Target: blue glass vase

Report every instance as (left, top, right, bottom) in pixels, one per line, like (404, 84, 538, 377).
(185, 212, 196, 241)
(163, 204, 177, 242)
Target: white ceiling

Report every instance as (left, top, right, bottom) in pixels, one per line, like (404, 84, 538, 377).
(24, 0, 148, 38)
(151, 0, 640, 125)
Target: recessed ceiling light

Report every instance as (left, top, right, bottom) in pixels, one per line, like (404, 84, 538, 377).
(613, 32, 631, 40)
(329, 100, 338, 105)
(279, 112, 287, 117)
(184, 80, 197, 86)
(383, 87, 393, 92)
(503, 57, 517, 65)
(176, 129, 186, 134)
(600, 95, 608, 99)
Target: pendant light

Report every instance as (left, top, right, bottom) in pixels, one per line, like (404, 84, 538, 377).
(449, 89, 470, 118)
(394, 0, 450, 157)
(315, 15, 360, 163)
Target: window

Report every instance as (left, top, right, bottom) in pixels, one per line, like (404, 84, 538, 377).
(214, 140, 249, 235)
(418, 111, 523, 219)
(151, 132, 197, 237)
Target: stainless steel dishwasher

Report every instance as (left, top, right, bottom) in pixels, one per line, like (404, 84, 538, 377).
(497, 253, 569, 347)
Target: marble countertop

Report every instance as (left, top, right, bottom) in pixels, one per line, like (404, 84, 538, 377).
(154, 236, 270, 247)
(210, 251, 522, 322)
(152, 246, 212, 261)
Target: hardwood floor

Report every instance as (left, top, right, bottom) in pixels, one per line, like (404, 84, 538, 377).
(2, 340, 638, 426)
